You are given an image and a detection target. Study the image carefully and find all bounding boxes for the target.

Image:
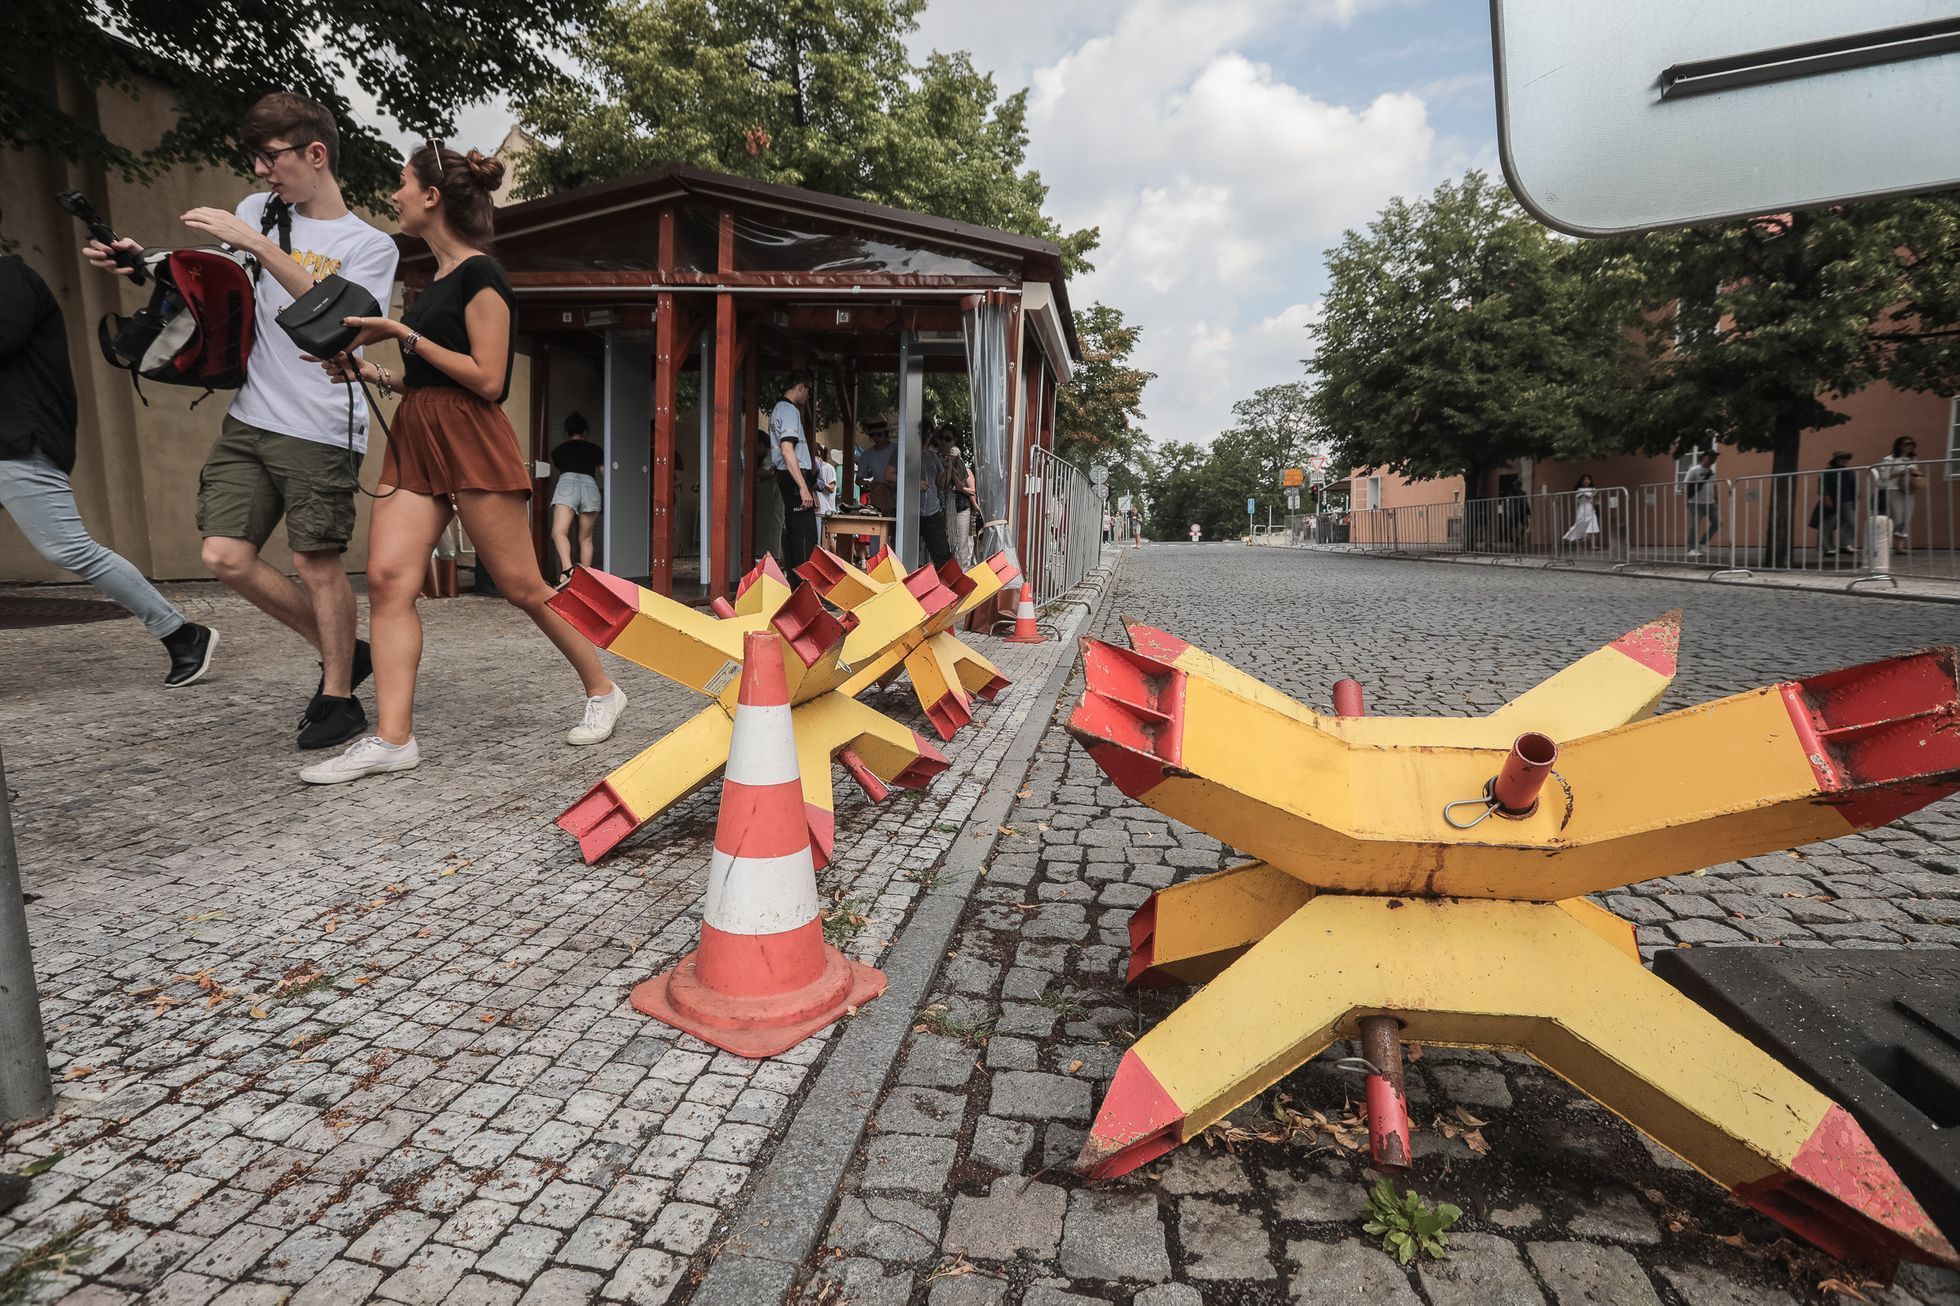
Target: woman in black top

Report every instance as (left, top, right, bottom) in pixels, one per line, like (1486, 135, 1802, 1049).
(548, 411, 604, 581)
(302, 142, 627, 786)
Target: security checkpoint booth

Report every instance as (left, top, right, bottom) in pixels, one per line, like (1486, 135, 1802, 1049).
(399, 165, 1079, 605)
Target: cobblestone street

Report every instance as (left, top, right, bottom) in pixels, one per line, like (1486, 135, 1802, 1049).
(809, 545, 1960, 1306)
(0, 579, 1076, 1305)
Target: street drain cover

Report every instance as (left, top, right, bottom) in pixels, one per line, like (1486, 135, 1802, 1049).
(1655, 946, 1960, 1245)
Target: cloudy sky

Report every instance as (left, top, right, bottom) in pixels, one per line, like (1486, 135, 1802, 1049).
(422, 0, 1501, 446)
(909, 0, 1500, 445)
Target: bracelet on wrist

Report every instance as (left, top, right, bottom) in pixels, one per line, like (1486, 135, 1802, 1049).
(401, 330, 422, 358)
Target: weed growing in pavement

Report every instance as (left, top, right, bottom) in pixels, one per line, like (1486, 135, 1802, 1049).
(0, 1228, 100, 1305)
(821, 897, 870, 948)
(915, 1003, 998, 1045)
(1034, 986, 1088, 1021)
(1363, 1178, 1461, 1265)
(899, 864, 943, 892)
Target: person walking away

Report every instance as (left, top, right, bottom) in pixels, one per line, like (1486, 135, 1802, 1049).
(919, 433, 952, 568)
(0, 253, 217, 684)
(770, 373, 818, 570)
(548, 411, 602, 581)
(85, 91, 396, 748)
(1812, 451, 1859, 559)
(300, 142, 625, 784)
(1875, 436, 1925, 554)
(1562, 473, 1601, 550)
(1682, 450, 1720, 558)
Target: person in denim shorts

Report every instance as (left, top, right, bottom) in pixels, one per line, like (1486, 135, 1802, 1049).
(548, 411, 603, 580)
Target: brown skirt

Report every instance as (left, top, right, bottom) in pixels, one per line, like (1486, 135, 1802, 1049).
(382, 387, 532, 498)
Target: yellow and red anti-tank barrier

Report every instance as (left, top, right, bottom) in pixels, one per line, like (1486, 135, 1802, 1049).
(1067, 614, 1960, 1275)
(546, 558, 953, 865)
(545, 550, 1019, 865)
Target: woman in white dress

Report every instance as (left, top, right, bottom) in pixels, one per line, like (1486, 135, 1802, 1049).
(1875, 435, 1926, 553)
(1562, 473, 1602, 549)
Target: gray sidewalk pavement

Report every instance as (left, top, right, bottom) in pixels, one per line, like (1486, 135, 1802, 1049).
(0, 575, 1085, 1305)
(804, 544, 1960, 1306)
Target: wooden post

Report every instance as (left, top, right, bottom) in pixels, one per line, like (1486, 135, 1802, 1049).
(651, 210, 678, 595)
(742, 340, 760, 571)
(530, 341, 551, 575)
(836, 358, 859, 500)
(710, 208, 737, 600)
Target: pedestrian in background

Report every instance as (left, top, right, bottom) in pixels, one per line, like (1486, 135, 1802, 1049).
(752, 431, 783, 563)
(770, 372, 818, 570)
(1875, 436, 1925, 554)
(303, 141, 626, 784)
(1562, 473, 1601, 549)
(1682, 449, 1720, 558)
(1812, 451, 1858, 558)
(919, 431, 952, 567)
(547, 411, 602, 581)
(935, 431, 976, 566)
(0, 252, 218, 685)
(812, 441, 839, 517)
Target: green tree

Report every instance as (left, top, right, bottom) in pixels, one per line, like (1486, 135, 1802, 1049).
(518, 0, 1097, 271)
(1589, 196, 1960, 561)
(1309, 171, 1631, 502)
(6, 0, 599, 208)
(1056, 303, 1155, 479)
(1139, 383, 1316, 541)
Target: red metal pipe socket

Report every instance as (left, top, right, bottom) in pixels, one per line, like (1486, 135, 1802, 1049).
(1359, 1015, 1411, 1172)
(1332, 678, 1366, 718)
(1492, 732, 1558, 816)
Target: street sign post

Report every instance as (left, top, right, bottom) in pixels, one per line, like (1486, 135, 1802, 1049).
(1491, 1, 1960, 235)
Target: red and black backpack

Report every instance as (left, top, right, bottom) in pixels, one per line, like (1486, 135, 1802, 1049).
(97, 197, 290, 403)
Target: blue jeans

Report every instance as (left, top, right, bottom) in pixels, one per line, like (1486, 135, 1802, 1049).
(1, 453, 185, 638)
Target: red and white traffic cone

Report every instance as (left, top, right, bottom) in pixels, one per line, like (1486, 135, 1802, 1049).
(1002, 589, 1045, 644)
(630, 630, 885, 1057)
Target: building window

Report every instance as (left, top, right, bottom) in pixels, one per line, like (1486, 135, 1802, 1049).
(1675, 441, 1715, 483)
(1366, 476, 1383, 510)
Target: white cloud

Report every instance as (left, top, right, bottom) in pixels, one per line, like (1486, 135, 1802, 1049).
(928, 0, 1450, 443)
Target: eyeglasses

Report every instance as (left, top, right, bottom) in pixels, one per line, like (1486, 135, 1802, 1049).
(251, 144, 302, 169)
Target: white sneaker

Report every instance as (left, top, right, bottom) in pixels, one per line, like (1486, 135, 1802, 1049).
(568, 685, 628, 746)
(300, 735, 420, 785)
(1686, 548, 1703, 559)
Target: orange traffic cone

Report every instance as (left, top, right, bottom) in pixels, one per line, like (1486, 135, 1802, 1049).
(1003, 589, 1045, 644)
(631, 630, 885, 1057)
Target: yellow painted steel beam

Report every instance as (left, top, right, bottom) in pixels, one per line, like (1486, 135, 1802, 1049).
(1125, 862, 1637, 987)
(558, 705, 733, 863)
(1071, 641, 1960, 901)
(1081, 895, 1955, 1271)
(1120, 610, 1681, 751)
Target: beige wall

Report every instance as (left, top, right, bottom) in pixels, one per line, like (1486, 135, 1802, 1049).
(0, 62, 560, 585)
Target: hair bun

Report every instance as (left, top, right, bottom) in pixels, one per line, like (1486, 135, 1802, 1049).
(464, 149, 505, 192)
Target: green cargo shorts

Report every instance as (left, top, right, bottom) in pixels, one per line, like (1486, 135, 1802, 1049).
(197, 416, 359, 553)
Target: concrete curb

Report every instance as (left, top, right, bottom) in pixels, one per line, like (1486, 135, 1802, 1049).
(1267, 543, 1960, 607)
(689, 555, 1126, 1305)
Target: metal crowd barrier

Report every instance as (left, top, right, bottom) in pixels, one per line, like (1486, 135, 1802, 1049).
(1023, 446, 1106, 605)
(1283, 457, 1955, 588)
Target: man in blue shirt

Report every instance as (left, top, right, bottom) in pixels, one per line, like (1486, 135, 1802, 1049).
(770, 372, 817, 569)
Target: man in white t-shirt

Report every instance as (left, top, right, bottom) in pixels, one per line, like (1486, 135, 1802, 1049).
(88, 92, 399, 750)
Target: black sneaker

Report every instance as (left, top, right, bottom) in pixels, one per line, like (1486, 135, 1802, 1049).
(162, 623, 219, 688)
(313, 638, 374, 699)
(298, 695, 368, 751)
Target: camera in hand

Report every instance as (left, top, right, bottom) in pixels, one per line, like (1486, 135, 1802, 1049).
(55, 190, 147, 285)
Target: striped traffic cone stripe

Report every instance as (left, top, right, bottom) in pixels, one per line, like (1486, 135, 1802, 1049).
(631, 630, 885, 1057)
(1003, 590, 1044, 643)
